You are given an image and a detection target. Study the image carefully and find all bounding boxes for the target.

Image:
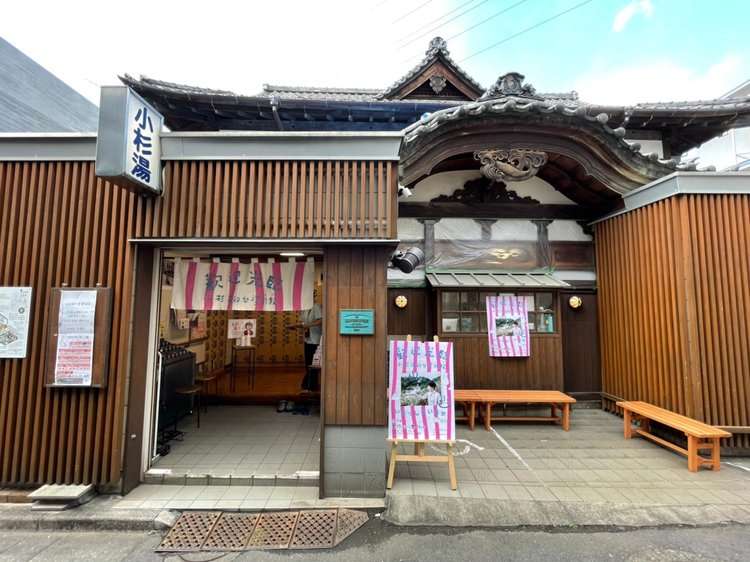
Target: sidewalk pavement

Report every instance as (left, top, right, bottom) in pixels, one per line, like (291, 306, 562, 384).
(385, 408, 750, 527)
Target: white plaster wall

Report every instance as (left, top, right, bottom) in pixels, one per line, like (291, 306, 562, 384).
(491, 219, 537, 241)
(548, 220, 592, 242)
(409, 171, 575, 204)
(397, 218, 424, 241)
(435, 218, 482, 240)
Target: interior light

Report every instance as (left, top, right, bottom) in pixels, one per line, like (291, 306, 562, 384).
(280, 252, 305, 257)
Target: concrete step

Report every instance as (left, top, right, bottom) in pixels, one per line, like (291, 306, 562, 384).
(28, 484, 96, 511)
(144, 469, 319, 488)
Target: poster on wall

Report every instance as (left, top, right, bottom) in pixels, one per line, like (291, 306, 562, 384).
(54, 290, 97, 386)
(171, 257, 315, 312)
(0, 287, 33, 358)
(486, 295, 530, 357)
(228, 318, 256, 340)
(388, 339, 455, 442)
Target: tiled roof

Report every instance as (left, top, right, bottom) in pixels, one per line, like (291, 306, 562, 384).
(261, 84, 381, 102)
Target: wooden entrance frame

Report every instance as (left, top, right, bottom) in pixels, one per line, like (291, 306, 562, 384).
(386, 335, 458, 491)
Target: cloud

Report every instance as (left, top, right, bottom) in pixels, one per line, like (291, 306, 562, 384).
(612, 0, 653, 32)
(575, 54, 745, 105)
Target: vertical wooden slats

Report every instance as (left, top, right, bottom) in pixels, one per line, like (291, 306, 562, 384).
(596, 194, 750, 450)
(0, 162, 139, 487)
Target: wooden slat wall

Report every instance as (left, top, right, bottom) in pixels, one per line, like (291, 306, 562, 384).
(0, 158, 396, 488)
(135, 161, 398, 239)
(596, 195, 750, 449)
(387, 288, 429, 337)
(323, 246, 389, 426)
(441, 335, 563, 390)
(0, 161, 136, 487)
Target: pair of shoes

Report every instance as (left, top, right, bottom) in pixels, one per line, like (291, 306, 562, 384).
(277, 400, 287, 413)
(285, 401, 295, 412)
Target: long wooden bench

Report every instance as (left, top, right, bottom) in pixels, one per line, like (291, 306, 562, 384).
(455, 390, 576, 431)
(617, 401, 732, 472)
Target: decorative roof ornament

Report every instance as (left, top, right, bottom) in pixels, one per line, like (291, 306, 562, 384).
(480, 72, 539, 100)
(474, 148, 548, 182)
(429, 75, 447, 94)
(426, 36, 449, 57)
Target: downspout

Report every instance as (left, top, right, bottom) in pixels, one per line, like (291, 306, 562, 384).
(270, 95, 284, 131)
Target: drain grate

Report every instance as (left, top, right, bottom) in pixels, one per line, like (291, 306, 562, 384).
(158, 511, 221, 552)
(246, 511, 300, 549)
(290, 510, 337, 549)
(202, 513, 259, 551)
(158, 509, 368, 552)
(335, 508, 370, 545)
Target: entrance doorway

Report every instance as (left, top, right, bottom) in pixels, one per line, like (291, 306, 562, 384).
(143, 251, 323, 483)
(561, 290, 601, 398)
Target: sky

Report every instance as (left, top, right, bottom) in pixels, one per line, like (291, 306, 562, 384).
(1, 0, 749, 106)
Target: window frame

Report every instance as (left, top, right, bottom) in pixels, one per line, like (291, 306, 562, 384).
(437, 288, 559, 337)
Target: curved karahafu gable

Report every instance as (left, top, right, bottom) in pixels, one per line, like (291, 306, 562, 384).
(400, 74, 701, 195)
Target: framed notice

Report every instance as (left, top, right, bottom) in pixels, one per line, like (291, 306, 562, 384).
(0, 287, 33, 358)
(339, 309, 375, 335)
(45, 288, 113, 388)
(387, 339, 455, 442)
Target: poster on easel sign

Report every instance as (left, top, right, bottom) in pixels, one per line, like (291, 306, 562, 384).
(486, 295, 530, 357)
(388, 339, 455, 442)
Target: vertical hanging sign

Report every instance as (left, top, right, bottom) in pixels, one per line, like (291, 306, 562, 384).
(388, 339, 455, 442)
(96, 86, 164, 196)
(486, 295, 530, 357)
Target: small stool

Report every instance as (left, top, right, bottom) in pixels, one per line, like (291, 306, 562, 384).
(175, 385, 202, 428)
(195, 373, 218, 413)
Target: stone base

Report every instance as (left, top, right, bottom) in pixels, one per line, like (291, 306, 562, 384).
(323, 426, 386, 498)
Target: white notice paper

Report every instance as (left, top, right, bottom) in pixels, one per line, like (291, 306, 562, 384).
(0, 287, 33, 358)
(55, 290, 97, 386)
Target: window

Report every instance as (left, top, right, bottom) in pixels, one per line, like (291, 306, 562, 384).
(440, 290, 556, 334)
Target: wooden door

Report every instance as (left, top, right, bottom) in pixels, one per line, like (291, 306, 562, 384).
(561, 290, 601, 397)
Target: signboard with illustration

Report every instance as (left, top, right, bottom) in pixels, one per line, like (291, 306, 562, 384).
(0, 287, 33, 358)
(387, 339, 455, 442)
(486, 295, 530, 357)
(228, 318, 256, 340)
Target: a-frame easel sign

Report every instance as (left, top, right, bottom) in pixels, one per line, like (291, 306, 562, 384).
(387, 335, 457, 490)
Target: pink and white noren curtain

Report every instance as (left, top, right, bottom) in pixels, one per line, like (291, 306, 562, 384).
(171, 257, 315, 311)
(486, 295, 530, 357)
(387, 339, 455, 442)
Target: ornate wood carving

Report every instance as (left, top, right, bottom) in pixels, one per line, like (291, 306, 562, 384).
(474, 148, 548, 182)
(431, 176, 540, 204)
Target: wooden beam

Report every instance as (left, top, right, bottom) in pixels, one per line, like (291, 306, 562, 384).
(399, 202, 594, 220)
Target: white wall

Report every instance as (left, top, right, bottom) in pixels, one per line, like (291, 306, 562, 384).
(491, 220, 537, 241)
(548, 220, 592, 242)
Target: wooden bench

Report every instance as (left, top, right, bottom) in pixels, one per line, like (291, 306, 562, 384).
(617, 401, 732, 472)
(455, 390, 576, 431)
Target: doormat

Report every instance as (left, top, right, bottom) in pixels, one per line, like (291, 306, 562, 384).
(156, 509, 368, 552)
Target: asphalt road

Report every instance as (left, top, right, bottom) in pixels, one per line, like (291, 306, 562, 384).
(1, 521, 748, 561)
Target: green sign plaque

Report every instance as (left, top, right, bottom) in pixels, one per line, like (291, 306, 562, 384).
(339, 309, 375, 335)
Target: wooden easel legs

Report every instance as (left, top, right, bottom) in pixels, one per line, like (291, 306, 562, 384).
(386, 441, 458, 491)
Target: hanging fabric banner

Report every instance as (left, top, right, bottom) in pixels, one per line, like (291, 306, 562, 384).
(486, 295, 530, 357)
(171, 257, 315, 311)
(388, 339, 455, 442)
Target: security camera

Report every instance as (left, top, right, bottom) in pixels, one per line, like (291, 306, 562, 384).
(397, 185, 413, 199)
(391, 247, 425, 274)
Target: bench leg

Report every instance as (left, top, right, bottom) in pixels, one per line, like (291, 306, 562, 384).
(447, 444, 457, 491)
(687, 435, 699, 472)
(623, 409, 633, 439)
(484, 402, 492, 432)
(562, 403, 570, 431)
(469, 402, 476, 431)
(386, 442, 398, 489)
(711, 437, 721, 471)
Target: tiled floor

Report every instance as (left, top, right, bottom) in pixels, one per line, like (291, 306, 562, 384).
(388, 408, 750, 508)
(152, 405, 320, 477)
(114, 484, 385, 511)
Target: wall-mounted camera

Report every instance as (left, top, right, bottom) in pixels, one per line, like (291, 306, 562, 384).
(397, 185, 413, 199)
(391, 247, 425, 274)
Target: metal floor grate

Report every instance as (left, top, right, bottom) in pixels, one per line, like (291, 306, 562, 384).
(157, 509, 368, 552)
(290, 509, 337, 549)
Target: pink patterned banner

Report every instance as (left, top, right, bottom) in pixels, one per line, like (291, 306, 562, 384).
(171, 257, 315, 311)
(387, 339, 455, 443)
(486, 295, 530, 357)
